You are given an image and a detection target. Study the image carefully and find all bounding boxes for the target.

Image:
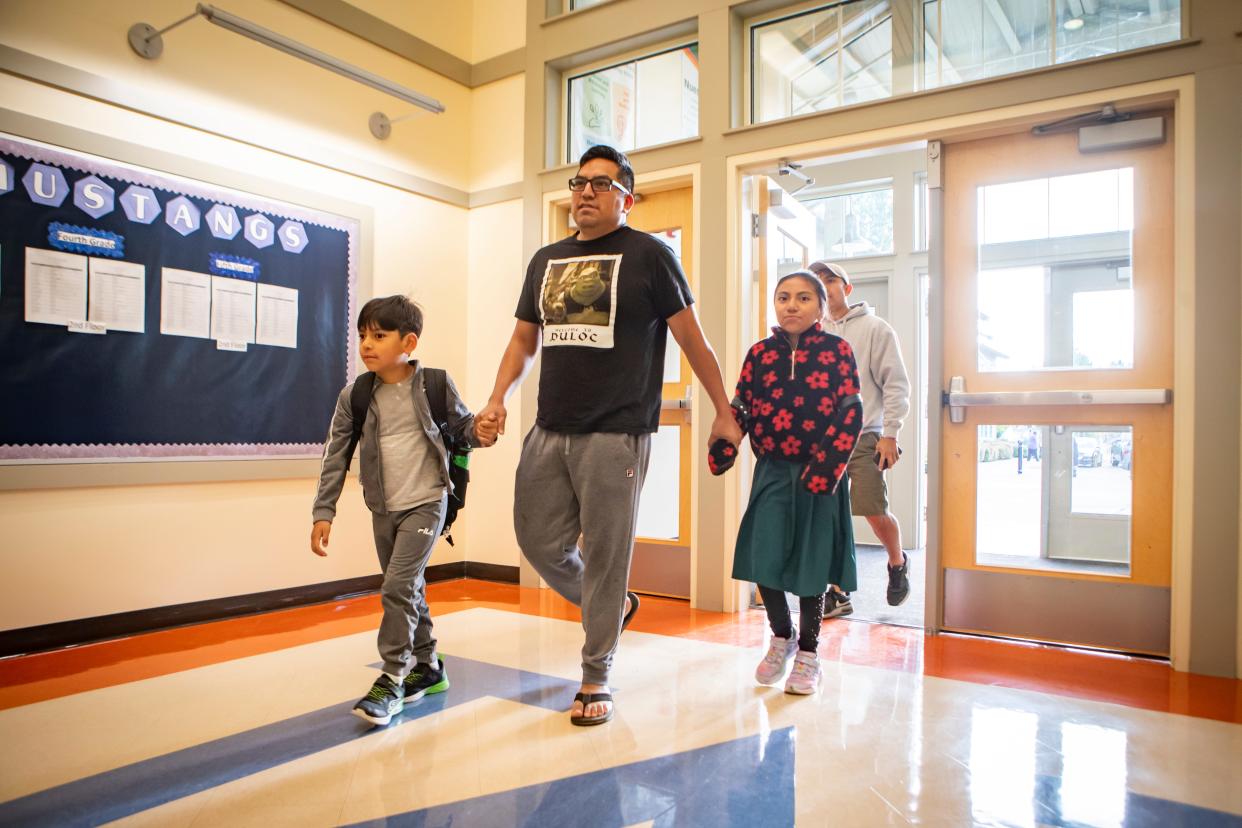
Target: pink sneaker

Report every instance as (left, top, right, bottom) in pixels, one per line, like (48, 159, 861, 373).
(784, 651, 821, 695)
(754, 636, 797, 685)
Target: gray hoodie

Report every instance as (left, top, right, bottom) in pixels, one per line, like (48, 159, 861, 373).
(822, 301, 910, 439)
(312, 361, 479, 523)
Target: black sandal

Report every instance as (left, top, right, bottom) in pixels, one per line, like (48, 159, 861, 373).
(621, 591, 640, 631)
(570, 692, 613, 726)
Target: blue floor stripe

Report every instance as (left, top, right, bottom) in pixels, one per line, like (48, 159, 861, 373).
(344, 727, 798, 828)
(0, 657, 576, 828)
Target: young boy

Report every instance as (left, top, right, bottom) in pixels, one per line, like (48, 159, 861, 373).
(311, 295, 498, 725)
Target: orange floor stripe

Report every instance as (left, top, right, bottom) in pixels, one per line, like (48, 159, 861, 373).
(1, 579, 1239, 723)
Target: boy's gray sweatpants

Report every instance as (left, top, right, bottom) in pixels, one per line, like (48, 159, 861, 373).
(372, 496, 446, 677)
(514, 425, 651, 685)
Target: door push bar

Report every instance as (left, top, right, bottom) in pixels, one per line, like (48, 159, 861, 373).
(944, 376, 1171, 423)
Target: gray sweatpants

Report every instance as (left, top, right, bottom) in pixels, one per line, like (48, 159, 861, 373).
(372, 496, 446, 677)
(514, 426, 651, 685)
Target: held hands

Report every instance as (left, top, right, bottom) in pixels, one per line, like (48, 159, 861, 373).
(310, 520, 331, 557)
(709, 410, 744, 452)
(477, 400, 507, 437)
(474, 413, 500, 447)
(875, 437, 901, 470)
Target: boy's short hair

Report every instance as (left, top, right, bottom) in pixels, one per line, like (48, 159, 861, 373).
(357, 295, 423, 337)
(578, 145, 635, 194)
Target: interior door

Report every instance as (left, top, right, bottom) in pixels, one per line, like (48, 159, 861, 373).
(938, 120, 1174, 655)
(553, 186, 695, 598)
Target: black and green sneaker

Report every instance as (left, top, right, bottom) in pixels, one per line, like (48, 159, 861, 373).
(352, 674, 404, 726)
(403, 657, 450, 702)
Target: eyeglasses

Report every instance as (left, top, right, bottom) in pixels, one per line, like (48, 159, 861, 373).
(568, 175, 631, 196)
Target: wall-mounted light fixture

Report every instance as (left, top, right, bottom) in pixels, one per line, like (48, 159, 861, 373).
(128, 4, 445, 139)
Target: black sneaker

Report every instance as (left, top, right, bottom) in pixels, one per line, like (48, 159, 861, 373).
(352, 674, 404, 726)
(403, 657, 450, 702)
(823, 588, 853, 618)
(887, 552, 911, 607)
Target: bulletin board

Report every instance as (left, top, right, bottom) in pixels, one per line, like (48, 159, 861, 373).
(0, 132, 358, 462)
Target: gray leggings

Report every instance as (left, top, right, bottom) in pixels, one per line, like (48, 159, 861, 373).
(514, 426, 651, 685)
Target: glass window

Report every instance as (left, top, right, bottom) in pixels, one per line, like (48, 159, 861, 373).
(566, 45, 699, 164)
(751, 1, 1181, 125)
(914, 171, 929, 251)
(806, 185, 894, 259)
(975, 168, 1134, 372)
(752, 0, 893, 123)
(976, 424, 1132, 573)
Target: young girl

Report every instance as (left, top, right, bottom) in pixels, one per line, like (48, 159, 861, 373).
(727, 271, 862, 694)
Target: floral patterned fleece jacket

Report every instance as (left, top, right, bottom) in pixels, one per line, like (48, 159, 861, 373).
(716, 322, 864, 495)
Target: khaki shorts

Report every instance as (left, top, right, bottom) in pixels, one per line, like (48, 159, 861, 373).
(846, 431, 889, 516)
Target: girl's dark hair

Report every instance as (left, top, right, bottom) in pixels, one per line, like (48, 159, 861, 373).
(775, 270, 828, 308)
(357, 295, 423, 337)
(577, 145, 635, 193)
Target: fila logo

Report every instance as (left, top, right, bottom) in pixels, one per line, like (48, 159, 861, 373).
(417, 527, 434, 536)
(625, 468, 635, 478)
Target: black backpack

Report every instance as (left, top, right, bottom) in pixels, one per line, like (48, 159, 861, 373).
(344, 368, 470, 545)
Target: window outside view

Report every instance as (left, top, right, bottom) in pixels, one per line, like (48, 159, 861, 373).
(805, 186, 894, 260)
(976, 168, 1134, 372)
(976, 425, 1132, 568)
(567, 46, 699, 163)
(752, 0, 1180, 124)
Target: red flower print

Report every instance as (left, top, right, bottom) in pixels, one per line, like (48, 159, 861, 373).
(761, 350, 780, 365)
(771, 388, 784, 399)
(806, 371, 831, 390)
(794, 350, 808, 364)
(833, 432, 855, 452)
(780, 435, 802, 456)
(751, 342, 767, 356)
(803, 334, 824, 345)
(772, 409, 794, 431)
(817, 396, 834, 415)
(814, 449, 826, 463)
(723, 445, 736, 457)
(819, 351, 836, 365)
(834, 462, 847, 479)
(753, 421, 764, 437)
(743, 388, 754, 402)
(762, 370, 778, 388)
(793, 396, 805, 407)
(838, 379, 858, 396)
(761, 435, 776, 452)
(757, 400, 774, 416)
(739, 361, 753, 383)
(802, 419, 817, 432)
(806, 475, 828, 494)
(838, 341, 853, 356)
(838, 362, 853, 376)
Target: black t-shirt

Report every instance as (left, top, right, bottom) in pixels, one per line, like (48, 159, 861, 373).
(515, 225, 694, 434)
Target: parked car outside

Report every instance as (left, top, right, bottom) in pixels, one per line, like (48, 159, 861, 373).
(1075, 436, 1103, 467)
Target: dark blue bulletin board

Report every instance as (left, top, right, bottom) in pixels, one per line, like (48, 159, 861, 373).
(0, 133, 357, 461)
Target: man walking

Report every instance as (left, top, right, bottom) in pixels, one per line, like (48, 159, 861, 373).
(810, 261, 912, 615)
(481, 145, 742, 725)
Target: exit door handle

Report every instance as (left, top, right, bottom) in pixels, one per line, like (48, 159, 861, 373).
(944, 376, 1171, 423)
(661, 399, 692, 410)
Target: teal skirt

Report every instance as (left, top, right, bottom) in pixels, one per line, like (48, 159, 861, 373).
(732, 454, 857, 597)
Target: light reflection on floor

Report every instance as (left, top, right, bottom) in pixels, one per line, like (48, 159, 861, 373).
(0, 581, 1239, 826)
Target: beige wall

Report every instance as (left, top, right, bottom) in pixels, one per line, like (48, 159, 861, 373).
(0, 0, 528, 630)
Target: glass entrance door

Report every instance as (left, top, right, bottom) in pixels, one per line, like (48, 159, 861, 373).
(938, 120, 1174, 654)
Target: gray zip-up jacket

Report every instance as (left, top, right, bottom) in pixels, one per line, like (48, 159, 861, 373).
(312, 361, 479, 523)
(822, 301, 910, 439)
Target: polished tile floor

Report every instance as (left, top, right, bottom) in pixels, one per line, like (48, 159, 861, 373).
(1, 580, 1240, 826)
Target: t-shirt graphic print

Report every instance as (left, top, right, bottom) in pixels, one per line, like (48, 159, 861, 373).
(538, 254, 622, 349)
